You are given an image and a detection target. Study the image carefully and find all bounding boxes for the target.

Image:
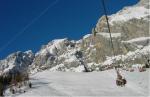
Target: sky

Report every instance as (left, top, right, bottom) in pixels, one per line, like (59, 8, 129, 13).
(0, 0, 139, 59)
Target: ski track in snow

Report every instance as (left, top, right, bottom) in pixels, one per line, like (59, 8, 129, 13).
(9, 69, 150, 97)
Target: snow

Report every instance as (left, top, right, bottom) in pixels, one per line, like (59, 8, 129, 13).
(127, 37, 150, 43)
(83, 34, 92, 39)
(37, 38, 68, 56)
(25, 50, 32, 55)
(122, 37, 150, 44)
(49, 64, 65, 72)
(3, 63, 15, 73)
(30, 37, 86, 73)
(49, 64, 85, 72)
(132, 64, 144, 68)
(76, 39, 82, 44)
(102, 45, 150, 66)
(8, 69, 150, 97)
(109, 6, 149, 24)
(65, 56, 77, 63)
(97, 32, 121, 38)
(87, 62, 99, 67)
(0, 51, 34, 75)
(0, 59, 16, 74)
(59, 47, 79, 63)
(103, 56, 114, 65)
(71, 65, 85, 72)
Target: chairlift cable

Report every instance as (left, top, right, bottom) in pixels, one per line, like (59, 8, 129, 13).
(101, 0, 127, 86)
(101, 0, 115, 57)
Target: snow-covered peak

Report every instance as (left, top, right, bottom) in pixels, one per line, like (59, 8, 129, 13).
(48, 38, 68, 47)
(109, 6, 149, 24)
(37, 38, 69, 56)
(105, 0, 149, 24)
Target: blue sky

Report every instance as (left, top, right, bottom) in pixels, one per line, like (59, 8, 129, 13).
(0, 0, 139, 59)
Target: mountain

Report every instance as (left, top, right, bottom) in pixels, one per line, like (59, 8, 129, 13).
(0, 50, 34, 75)
(29, 38, 87, 73)
(81, 0, 150, 67)
(0, 0, 149, 74)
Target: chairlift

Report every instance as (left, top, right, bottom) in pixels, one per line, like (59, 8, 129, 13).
(101, 0, 127, 87)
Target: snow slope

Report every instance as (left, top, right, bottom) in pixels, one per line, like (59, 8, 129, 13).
(8, 69, 150, 97)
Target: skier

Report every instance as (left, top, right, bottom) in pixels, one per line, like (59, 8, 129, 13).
(116, 69, 127, 86)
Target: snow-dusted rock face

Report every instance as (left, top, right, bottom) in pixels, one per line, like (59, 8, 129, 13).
(29, 38, 87, 73)
(0, 0, 149, 74)
(109, 3, 149, 24)
(0, 51, 34, 75)
(80, 0, 150, 64)
(102, 45, 150, 66)
(96, 0, 149, 40)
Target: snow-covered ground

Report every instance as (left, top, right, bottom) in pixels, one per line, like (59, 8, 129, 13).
(7, 69, 150, 97)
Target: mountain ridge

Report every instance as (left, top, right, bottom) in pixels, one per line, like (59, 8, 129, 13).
(0, 0, 149, 74)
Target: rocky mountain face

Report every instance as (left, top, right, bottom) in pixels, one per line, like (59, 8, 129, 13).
(82, 0, 150, 64)
(96, 0, 149, 40)
(0, 0, 149, 74)
(29, 39, 87, 73)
